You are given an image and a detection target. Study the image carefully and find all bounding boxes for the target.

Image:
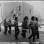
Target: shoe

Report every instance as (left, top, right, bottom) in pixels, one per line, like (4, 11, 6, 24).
(36, 38, 40, 39)
(9, 32, 11, 34)
(15, 38, 18, 40)
(28, 38, 31, 41)
(8, 31, 11, 34)
(4, 32, 7, 35)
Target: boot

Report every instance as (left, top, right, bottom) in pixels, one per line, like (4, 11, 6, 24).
(4, 32, 7, 35)
(8, 31, 11, 34)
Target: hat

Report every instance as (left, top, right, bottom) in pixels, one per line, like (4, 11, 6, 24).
(31, 16, 35, 20)
(35, 17, 38, 21)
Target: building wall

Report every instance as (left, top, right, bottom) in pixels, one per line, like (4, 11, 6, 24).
(0, 3, 2, 23)
(23, 2, 34, 22)
(2, 2, 34, 22)
(2, 2, 23, 22)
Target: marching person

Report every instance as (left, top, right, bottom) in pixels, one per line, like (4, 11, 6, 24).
(3, 19, 8, 35)
(28, 16, 36, 41)
(8, 19, 11, 34)
(14, 17, 20, 39)
(35, 17, 40, 39)
(21, 16, 29, 38)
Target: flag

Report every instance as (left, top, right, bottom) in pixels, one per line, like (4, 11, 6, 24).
(18, 11, 21, 16)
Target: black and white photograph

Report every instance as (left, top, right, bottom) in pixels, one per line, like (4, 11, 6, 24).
(0, 0, 44, 1)
(0, 1, 44, 44)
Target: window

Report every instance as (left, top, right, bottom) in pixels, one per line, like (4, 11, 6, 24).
(19, 6, 21, 11)
(30, 9, 31, 14)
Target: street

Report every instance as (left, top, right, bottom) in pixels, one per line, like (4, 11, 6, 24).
(0, 28, 44, 44)
(0, 22, 44, 44)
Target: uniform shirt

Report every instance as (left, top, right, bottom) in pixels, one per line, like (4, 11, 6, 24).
(8, 21, 11, 26)
(4, 21, 8, 28)
(29, 20, 38, 34)
(29, 20, 35, 28)
(29, 20, 37, 32)
(14, 21, 18, 27)
(22, 20, 28, 29)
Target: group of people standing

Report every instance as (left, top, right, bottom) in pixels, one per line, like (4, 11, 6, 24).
(2, 15, 40, 41)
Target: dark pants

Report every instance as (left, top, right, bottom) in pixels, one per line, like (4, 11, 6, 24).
(36, 27, 39, 39)
(36, 31, 39, 39)
(0, 27, 1, 32)
(21, 30, 27, 38)
(8, 26, 11, 34)
(28, 28, 36, 41)
(4, 26, 8, 34)
(36, 26, 39, 39)
(15, 27, 19, 39)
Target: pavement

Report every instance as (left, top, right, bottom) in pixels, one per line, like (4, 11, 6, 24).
(0, 29, 44, 44)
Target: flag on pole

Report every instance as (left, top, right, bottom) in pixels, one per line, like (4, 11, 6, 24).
(15, 7, 21, 17)
(10, 6, 21, 18)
